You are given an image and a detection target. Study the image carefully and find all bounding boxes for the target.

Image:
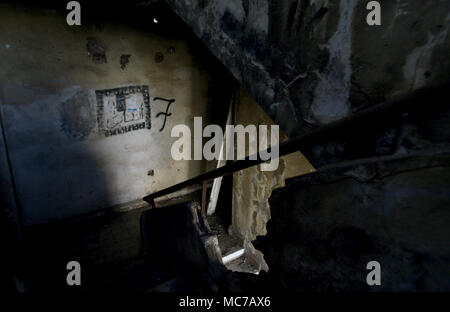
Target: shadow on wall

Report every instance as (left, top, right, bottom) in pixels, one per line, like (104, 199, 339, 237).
(0, 69, 156, 294)
(0, 86, 116, 226)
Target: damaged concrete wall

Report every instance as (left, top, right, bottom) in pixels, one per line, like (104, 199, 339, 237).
(0, 2, 233, 225)
(230, 86, 314, 270)
(166, 0, 450, 138)
(259, 150, 450, 291)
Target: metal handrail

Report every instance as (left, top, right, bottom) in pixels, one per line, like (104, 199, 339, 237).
(143, 84, 448, 205)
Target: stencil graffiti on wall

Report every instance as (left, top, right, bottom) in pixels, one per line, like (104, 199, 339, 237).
(95, 85, 150, 136)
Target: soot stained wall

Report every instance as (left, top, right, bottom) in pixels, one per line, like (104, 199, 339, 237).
(260, 150, 450, 291)
(166, 0, 450, 138)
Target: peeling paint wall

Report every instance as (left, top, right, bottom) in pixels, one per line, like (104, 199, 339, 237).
(0, 3, 233, 226)
(166, 0, 450, 139)
(230, 86, 315, 270)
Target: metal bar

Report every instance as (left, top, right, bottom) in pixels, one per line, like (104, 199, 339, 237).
(143, 84, 448, 204)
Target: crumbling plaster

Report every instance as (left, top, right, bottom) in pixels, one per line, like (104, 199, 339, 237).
(230, 86, 315, 271)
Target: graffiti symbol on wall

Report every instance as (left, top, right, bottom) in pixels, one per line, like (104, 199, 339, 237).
(96, 85, 150, 136)
(154, 97, 175, 132)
